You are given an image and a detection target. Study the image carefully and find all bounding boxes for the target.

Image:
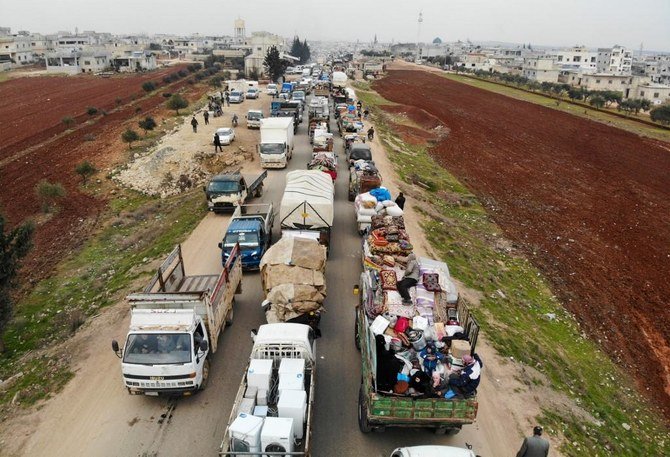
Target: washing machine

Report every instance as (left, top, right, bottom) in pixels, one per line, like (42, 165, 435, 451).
(260, 416, 294, 456)
(278, 389, 307, 439)
(228, 413, 263, 454)
(278, 358, 305, 394)
(247, 359, 273, 392)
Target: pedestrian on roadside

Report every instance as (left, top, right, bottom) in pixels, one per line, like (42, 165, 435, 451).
(224, 92, 230, 106)
(191, 116, 198, 133)
(363, 108, 369, 119)
(213, 133, 223, 152)
(395, 192, 405, 210)
(516, 426, 550, 457)
(203, 110, 210, 125)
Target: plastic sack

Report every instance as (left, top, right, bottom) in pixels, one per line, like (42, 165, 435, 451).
(386, 205, 404, 217)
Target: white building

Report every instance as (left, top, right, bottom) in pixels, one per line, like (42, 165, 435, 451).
(522, 56, 560, 83)
(596, 45, 632, 75)
(632, 82, 670, 105)
(459, 52, 497, 72)
(0, 33, 35, 64)
(549, 46, 597, 73)
(243, 31, 285, 77)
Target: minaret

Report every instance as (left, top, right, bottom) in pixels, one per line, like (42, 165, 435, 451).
(416, 12, 423, 61)
(234, 18, 246, 43)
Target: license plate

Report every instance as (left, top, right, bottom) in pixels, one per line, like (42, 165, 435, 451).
(145, 392, 159, 396)
(150, 376, 164, 381)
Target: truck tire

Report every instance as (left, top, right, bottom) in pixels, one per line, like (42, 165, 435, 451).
(354, 308, 361, 351)
(256, 185, 264, 198)
(348, 190, 355, 202)
(199, 359, 211, 391)
(358, 384, 372, 433)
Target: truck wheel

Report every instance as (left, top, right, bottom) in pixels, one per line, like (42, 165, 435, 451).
(200, 359, 211, 391)
(446, 426, 462, 436)
(256, 185, 264, 198)
(348, 191, 355, 202)
(358, 385, 372, 433)
(354, 308, 361, 351)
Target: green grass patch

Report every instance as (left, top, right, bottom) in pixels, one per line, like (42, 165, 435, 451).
(356, 87, 670, 456)
(439, 73, 670, 143)
(0, 188, 206, 410)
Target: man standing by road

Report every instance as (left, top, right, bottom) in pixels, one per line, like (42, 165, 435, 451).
(395, 192, 406, 210)
(203, 110, 210, 125)
(191, 116, 198, 133)
(213, 132, 223, 152)
(516, 426, 550, 457)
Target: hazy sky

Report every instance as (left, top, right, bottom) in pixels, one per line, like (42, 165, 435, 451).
(2, 0, 669, 51)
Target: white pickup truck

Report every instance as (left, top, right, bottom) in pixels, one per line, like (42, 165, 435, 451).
(112, 243, 242, 396)
(219, 323, 316, 456)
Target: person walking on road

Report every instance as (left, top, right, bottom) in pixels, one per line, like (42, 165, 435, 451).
(516, 426, 550, 457)
(203, 110, 210, 125)
(395, 192, 405, 210)
(191, 116, 198, 133)
(224, 91, 230, 107)
(213, 133, 223, 152)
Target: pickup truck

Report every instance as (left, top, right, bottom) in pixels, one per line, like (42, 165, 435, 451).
(219, 323, 316, 456)
(204, 171, 268, 213)
(355, 255, 479, 434)
(111, 243, 242, 396)
(219, 203, 275, 271)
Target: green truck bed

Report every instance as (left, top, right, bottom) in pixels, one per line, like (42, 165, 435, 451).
(356, 304, 478, 434)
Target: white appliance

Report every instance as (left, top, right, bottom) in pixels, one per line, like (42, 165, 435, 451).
(253, 405, 269, 418)
(237, 397, 256, 416)
(229, 413, 263, 455)
(278, 389, 307, 440)
(247, 359, 273, 392)
(261, 417, 294, 456)
(278, 358, 305, 394)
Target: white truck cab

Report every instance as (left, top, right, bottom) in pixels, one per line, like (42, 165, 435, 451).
(117, 309, 209, 396)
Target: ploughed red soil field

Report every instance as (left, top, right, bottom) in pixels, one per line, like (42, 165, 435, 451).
(0, 67, 204, 282)
(374, 69, 670, 417)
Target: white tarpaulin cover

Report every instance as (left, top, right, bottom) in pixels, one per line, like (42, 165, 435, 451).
(332, 71, 348, 87)
(280, 170, 334, 229)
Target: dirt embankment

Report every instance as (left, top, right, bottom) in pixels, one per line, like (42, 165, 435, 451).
(374, 69, 670, 418)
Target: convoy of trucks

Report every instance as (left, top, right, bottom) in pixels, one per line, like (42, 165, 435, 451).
(204, 170, 268, 213)
(112, 243, 242, 396)
(259, 117, 295, 169)
(219, 203, 275, 271)
(111, 65, 482, 455)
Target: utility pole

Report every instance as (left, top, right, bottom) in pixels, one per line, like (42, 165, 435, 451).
(416, 12, 423, 63)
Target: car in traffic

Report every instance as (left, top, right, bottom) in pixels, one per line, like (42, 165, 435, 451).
(246, 87, 259, 99)
(213, 127, 235, 145)
(228, 90, 244, 103)
(266, 83, 278, 95)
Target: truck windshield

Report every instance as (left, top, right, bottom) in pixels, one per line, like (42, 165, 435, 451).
(248, 112, 262, 120)
(260, 143, 285, 155)
(208, 180, 239, 193)
(224, 231, 259, 248)
(123, 333, 192, 365)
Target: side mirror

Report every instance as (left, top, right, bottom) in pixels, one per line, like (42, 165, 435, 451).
(353, 285, 360, 296)
(112, 340, 120, 352)
(250, 329, 258, 341)
(199, 340, 209, 352)
(218, 242, 223, 250)
(202, 186, 207, 192)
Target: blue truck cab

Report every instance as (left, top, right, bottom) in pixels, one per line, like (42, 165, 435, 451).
(218, 203, 274, 270)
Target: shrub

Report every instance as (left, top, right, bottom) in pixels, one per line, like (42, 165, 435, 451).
(162, 92, 172, 98)
(35, 180, 66, 213)
(166, 94, 188, 114)
(62, 116, 75, 128)
(650, 104, 670, 125)
(138, 116, 157, 134)
(75, 161, 97, 184)
(121, 129, 140, 149)
(83, 133, 96, 141)
(115, 97, 123, 106)
(86, 106, 98, 115)
(135, 106, 142, 113)
(178, 69, 188, 78)
(142, 81, 156, 92)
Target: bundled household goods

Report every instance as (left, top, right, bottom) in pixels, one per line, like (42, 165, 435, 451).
(353, 186, 402, 234)
(355, 214, 479, 433)
(260, 236, 327, 324)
